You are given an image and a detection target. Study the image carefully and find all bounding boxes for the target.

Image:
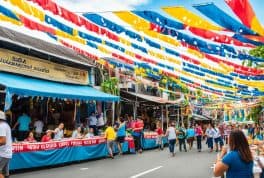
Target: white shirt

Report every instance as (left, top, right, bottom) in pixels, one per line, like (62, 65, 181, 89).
(0, 122, 12, 158)
(34, 120, 44, 134)
(71, 130, 82, 139)
(85, 133, 94, 138)
(89, 116, 97, 126)
(206, 128, 215, 138)
(97, 114, 104, 127)
(213, 128, 221, 139)
(54, 128, 64, 140)
(167, 127, 176, 140)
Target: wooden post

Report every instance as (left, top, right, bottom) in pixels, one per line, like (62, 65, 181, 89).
(112, 101, 115, 125)
(181, 107, 184, 127)
(133, 102, 137, 120)
(73, 100, 77, 122)
(177, 107, 180, 128)
(161, 105, 164, 131)
(103, 102, 106, 124)
(166, 105, 169, 128)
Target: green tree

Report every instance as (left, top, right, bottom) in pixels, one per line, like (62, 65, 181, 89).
(247, 46, 264, 68)
(101, 77, 120, 123)
(247, 105, 263, 123)
(101, 77, 119, 96)
(249, 46, 264, 58)
(246, 98, 264, 123)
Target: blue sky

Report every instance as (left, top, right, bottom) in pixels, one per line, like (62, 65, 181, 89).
(137, 0, 264, 25)
(56, 0, 264, 25)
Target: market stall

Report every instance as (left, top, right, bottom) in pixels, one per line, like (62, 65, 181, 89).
(10, 137, 135, 171)
(0, 62, 120, 170)
(120, 90, 182, 130)
(143, 132, 168, 149)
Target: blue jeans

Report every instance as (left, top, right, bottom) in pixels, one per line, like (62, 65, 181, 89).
(168, 139, 176, 153)
(196, 135, 202, 150)
(207, 137, 213, 149)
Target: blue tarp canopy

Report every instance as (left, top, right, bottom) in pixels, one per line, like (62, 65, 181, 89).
(0, 72, 119, 102)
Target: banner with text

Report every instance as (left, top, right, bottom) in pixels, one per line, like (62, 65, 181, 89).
(0, 49, 89, 85)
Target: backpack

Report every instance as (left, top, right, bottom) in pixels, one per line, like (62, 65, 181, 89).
(179, 128, 186, 139)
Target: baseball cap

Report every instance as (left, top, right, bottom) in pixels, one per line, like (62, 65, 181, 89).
(0, 111, 6, 121)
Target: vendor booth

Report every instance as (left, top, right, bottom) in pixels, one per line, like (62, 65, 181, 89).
(10, 137, 135, 171)
(120, 90, 182, 130)
(0, 26, 124, 171)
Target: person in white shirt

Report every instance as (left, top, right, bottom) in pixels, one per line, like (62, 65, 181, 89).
(0, 111, 12, 178)
(88, 112, 98, 136)
(71, 127, 83, 139)
(97, 113, 105, 130)
(213, 124, 224, 152)
(206, 123, 216, 152)
(53, 123, 64, 140)
(166, 122, 177, 157)
(34, 119, 44, 140)
(85, 128, 94, 138)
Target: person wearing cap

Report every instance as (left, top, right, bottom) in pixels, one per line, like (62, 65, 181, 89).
(41, 130, 53, 142)
(0, 111, 12, 178)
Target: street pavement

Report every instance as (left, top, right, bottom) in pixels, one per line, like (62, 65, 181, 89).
(12, 142, 217, 178)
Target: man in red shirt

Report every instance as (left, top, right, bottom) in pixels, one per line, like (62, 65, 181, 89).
(132, 118, 144, 153)
(41, 130, 52, 142)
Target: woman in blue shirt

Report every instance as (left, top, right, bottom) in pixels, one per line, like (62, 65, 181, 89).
(186, 125, 195, 150)
(214, 129, 253, 178)
(116, 118, 126, 155)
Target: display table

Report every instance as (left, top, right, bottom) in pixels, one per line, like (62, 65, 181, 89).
(11, 137, 135, 171)
(143, 132, 168, 149)
(10, 132, 166, 171)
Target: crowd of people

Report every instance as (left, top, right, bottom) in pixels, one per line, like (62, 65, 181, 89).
(2, 108, 264, 178)
(8, 111, 105, 142)
(7, 110, 147, 158)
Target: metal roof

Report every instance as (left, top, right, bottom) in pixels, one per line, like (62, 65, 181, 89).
(0, 26, 94, 68)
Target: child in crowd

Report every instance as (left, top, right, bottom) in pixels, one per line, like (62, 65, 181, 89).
(105, 122, 116, 159)
(41, 130, 52, 142)
(24, 131, 36, 142)
(155, 122, 163, 150)
(71, 126, 83, 139)
(85, 128, 95, 138)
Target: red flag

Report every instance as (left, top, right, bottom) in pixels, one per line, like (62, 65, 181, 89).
(225, 0, 264, 35)
(225, 0, 254, 27)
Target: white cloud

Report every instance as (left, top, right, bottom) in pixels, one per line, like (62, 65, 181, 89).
(54, 0, 150, 13)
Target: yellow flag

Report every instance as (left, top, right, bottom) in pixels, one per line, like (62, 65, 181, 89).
(251, 16, 264, 36)
(162, 6, 222, 31)
(0, 13, 21, 26)
(114, 11, 180, 47)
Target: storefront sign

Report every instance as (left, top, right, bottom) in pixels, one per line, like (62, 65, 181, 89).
(0, 49, 89, 85)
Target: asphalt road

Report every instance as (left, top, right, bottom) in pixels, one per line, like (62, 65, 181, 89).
(12, 142, 217, 178)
